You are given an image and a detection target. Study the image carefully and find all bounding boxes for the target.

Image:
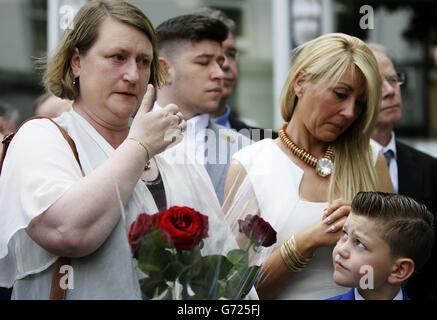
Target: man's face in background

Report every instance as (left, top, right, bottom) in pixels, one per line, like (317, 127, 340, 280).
(221, 33, 238, 99)
(372, 50, 403, 127)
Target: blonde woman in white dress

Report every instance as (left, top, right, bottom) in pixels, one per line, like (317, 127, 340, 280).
(224, 33, 393, 299)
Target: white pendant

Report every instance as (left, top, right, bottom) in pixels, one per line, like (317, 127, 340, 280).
(316, 158, 333, 177)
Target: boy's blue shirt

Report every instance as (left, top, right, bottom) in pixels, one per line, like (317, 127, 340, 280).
(327, 288, 410, 300)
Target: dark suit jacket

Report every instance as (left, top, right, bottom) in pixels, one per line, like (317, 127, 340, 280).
(396, 139, 437, 300)
(0, 287, 11, 300)
(229, 115, 278, 141)
(327, 288, 410, 300)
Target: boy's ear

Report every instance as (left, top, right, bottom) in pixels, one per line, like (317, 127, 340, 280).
(158, 56, 174, 86)
(293, 70, 307, 99)
(387, 258, 415, 285)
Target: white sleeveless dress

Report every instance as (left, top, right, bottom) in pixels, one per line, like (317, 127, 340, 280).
(233, 139, 378, 300)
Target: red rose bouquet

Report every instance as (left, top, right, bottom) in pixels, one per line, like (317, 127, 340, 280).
(129, 206, 276, 299)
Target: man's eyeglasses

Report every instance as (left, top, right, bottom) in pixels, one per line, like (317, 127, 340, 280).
(384, 72, 405, 87)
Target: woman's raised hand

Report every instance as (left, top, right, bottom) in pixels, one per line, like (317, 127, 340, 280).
(321, 198, 351, 230)
(128, 84, 186, 158)
(315, 198, 351, 246)
(295, 198, 352, 257)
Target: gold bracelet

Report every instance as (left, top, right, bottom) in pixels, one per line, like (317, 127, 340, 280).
(280, 235, 312, 272)
(281, 241, 305, 272)
(280, 245, 300, 272)
(289, 235, 312, 264)
(128, 137, 151, 164)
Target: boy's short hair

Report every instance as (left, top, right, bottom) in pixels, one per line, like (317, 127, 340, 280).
(156, 14, 228, 58)
(352, 192, 434, 271)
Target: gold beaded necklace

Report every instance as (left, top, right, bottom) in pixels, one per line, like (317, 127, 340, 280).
(279, 123, 334, 177)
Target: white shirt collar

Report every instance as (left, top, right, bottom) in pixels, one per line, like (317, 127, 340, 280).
(186, 113, 210, 134)
(371, 131, 397, 159)
(354, 288, 403, 300)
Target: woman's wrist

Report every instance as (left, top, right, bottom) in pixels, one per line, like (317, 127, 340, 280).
(123, 138, 152, 170)
(127, 137, 153, 162)
(280, 234, 313, 273)
(294, 231, 317, 259)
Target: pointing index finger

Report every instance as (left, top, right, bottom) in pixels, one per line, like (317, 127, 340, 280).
(138, 84, 155, 113)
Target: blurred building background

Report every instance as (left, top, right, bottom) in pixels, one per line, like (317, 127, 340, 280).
(1, 0, 436, 156)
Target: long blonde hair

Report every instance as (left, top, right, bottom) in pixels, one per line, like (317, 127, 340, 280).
(42, 0, 164, 100)
(280, 33, 382, 202)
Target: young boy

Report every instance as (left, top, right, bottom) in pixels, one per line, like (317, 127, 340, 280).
(328, 192, 434, 300)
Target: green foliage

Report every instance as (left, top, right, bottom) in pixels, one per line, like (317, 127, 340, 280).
(137, 229, 259, 300)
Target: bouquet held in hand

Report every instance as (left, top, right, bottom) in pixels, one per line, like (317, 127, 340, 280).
(129, 206, 276, 299)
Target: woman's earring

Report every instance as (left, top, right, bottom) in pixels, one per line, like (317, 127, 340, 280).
(73, 78, 76, 86)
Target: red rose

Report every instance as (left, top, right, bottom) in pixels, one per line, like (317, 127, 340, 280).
(238, 214, 277, 247)
(129, 213, 156, 255)
(156, 206, 209, 250)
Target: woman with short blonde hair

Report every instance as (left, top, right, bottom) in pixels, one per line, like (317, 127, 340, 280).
(0, 0, 217, 299)
(43, 0, 164, 100)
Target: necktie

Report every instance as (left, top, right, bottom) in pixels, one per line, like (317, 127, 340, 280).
(383, 149, 394, 166)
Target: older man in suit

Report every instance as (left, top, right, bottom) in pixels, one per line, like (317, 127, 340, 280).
(154, 15, 251, 204)
(369, 43, 437, 300)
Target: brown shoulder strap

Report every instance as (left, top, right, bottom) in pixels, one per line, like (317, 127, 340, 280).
(0, 132, 13, 175)
(1, 116, 82, 173)
(49, 257, 71, 300)
(1, 116, 78, 300)
(44, 117, 83, 172)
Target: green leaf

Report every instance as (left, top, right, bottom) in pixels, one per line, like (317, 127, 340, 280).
(138, 233, 173, 272)
(163, 260, 188, 282)
(138, 248, 172, 271)
(151, 229, 172, 249)
(222, 265, 260, 299)
(227, 249, 248, 268)
(140, 272, 168, 299)
(204, 255, 234, 280)
(178, 255, 234, 299)
(177, 247, 201, 266)
(138, 262, 161, 273)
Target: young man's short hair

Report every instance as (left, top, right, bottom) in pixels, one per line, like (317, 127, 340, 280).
(351, 192, 434, 272)
(156, 14, 228, 57)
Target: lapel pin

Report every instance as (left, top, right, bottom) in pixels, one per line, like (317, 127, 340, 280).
(220, 133, 235, 143)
